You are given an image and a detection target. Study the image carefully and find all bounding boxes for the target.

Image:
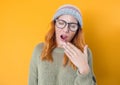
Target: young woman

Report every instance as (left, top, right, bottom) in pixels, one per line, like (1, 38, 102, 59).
(28, 4, 96, 85)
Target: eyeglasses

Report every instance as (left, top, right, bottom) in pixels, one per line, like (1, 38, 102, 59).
(55, 19, 80, 32)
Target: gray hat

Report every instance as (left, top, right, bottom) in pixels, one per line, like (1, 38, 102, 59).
(52, 4, 83, 28)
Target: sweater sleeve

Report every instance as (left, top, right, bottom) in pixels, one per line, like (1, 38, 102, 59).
(28, 42, 44, 85)
(74, 48, 97, 85)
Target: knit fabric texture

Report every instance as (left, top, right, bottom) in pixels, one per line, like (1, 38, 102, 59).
(52, 4, 83, 28)
(28, 42, 96, 85)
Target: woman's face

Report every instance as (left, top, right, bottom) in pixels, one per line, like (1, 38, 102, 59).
(55, 14, 79, 48)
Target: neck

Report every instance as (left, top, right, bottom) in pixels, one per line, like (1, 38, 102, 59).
(56, 42, 63, 49)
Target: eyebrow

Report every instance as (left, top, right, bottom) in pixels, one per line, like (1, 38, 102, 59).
(57, 19, 78, 24)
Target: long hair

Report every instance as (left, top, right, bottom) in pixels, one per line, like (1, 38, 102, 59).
(40, 20, 86, 70)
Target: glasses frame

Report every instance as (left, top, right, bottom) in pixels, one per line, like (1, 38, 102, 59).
(54, 19, 80, 32)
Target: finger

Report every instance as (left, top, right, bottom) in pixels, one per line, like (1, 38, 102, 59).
(66, 42, 77, 52)
(66, 42, 85, 58)
(67, 42, 83, 54)
(83, 45, 88, 62)
(64, 50, 74, 61)
(63, 42, 75, 56)
(84, 45, 88, 57)
(63, 45, 74, 59)
(63, 46, 73, 57)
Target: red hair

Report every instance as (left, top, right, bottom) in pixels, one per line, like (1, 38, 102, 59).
(40, 21, 86, 70)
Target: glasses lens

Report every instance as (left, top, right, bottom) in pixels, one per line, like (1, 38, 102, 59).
(55, 20, 65, 29)
(69, 23, 78, 31)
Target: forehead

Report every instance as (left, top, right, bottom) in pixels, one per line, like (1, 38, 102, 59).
(58, 14, 78, 23)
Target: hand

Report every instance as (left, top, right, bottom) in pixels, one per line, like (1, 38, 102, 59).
(62, 42, 90, 74)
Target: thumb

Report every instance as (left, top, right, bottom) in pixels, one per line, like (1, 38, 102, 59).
(84, 45, 88, 57)
(83, 45, 88, 63)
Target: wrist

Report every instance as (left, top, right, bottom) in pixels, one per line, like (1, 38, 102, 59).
(78, 65, 90, 75)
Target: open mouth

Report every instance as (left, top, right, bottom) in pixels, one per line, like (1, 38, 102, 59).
(60, 35, 68, 42)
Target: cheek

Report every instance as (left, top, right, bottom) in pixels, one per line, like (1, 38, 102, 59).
(55, 27, 62, 37)
(68, 32, 76, 40)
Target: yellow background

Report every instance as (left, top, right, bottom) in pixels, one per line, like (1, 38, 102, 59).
(0, 0, 120, 85)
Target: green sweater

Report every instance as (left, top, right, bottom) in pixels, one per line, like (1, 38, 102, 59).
(28, 42, 96, 85)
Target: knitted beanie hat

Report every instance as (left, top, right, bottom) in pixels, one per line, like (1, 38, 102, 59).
(52, 4, 83, 28)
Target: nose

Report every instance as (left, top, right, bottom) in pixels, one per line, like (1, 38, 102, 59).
(63, 24, 69, 33)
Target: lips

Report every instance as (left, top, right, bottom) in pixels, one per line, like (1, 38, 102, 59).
(60, 34, 68, 41)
